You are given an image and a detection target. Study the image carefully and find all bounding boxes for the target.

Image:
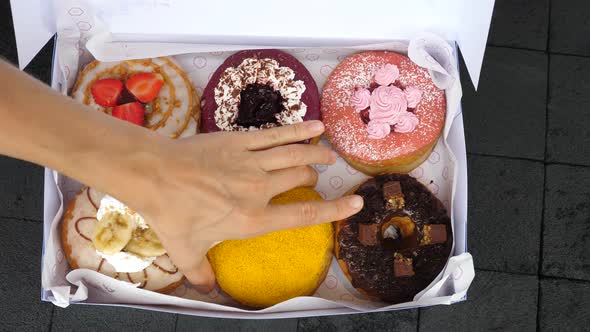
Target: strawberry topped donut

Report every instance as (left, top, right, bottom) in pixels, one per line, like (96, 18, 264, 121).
(322, 51, 446, 174)
(201, 50, 321, 143)
(71, 57, 200, 138)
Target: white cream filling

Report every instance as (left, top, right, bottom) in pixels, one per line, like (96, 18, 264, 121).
(95, 195, 156, 273)
(96, 250, 156, 273)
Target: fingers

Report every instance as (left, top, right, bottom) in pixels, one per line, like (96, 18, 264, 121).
(256, 195, 364, 234)
(268, 166, 318, 196)
(180, 256, 216, 294)
(257, 144, 337, 171)
(245, 121, 324, 150)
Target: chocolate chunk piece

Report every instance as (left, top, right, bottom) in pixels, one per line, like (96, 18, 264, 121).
(393, 253, 414, 277)
(420, 224, 447, 245)
(358, 223, 380, 246)
(383, 181, 405, 209)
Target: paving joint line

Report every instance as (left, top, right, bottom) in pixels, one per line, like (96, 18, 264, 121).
(467, 152, 544, 163)
(537, 13, 552, 329)
(475, 267, 538, 277)
(486, 44, 547, 54)
(47, 305, 55, 332)
(0, 215, 43, 223)
(467, 152, 590, 168)
(539, 274, 590, 284)
(416, 307, 421, 332)
(548, 50, 590, 59)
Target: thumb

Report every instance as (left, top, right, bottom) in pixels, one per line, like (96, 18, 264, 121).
(181, 255, 216, 294)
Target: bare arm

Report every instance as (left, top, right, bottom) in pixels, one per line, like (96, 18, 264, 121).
(0, 60, 363, 290)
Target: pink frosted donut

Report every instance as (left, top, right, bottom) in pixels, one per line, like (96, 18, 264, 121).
(321, 51, 446, 175)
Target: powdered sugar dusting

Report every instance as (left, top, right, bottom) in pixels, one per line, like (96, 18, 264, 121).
(321, 52, 446, 163)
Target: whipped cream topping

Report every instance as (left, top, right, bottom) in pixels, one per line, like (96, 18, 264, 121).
(214, 57, 307, 131)
(404, 86, 423, 108)
(351, 88, 371, 112)
(366, 121, 391, 139)
(96, 195, 147, 229)
(374, 63, 400, 86)
(95, 195, 156, 273)
(395, 112, 420, 133)
(369, 85, 407, 124)
(96, 250, 156, 273)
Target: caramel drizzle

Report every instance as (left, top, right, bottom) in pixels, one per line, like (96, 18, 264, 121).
(97, 258, 105, 272)
(86, 187, 98, 211)
(126, 270, 148, 289)
(152, 255, 179, 274)
(96, 258, 121, 281)
(74, 216, 97, 241)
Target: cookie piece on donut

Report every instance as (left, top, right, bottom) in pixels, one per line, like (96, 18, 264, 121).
(61, 188, 184, 293)
(334, 174, 452, 303)
(201, 49, 321, 143)
(71, 57, 200, 138)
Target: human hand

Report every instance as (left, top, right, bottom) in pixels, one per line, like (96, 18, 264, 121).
(0, 62, 362, 293)
(105, 121, 363, 292)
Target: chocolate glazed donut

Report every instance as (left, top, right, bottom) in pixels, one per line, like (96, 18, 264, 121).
(335, 174, 452, 303)
(201, 49, 321, 143)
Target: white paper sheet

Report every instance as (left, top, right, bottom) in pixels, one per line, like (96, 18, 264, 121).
(41, 2, 474, 318)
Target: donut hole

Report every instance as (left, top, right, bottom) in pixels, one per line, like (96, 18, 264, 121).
(381, 215, 418, 250)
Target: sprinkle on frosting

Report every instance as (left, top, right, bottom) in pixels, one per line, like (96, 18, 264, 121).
(214, 58, 307, 131)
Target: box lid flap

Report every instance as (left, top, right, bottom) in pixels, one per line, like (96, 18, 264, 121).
(9, 0, 56, 69)
(12, 0, 494, 87)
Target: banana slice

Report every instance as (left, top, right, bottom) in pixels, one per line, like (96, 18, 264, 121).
(124, 228, 166, 257)
(92, 212, 136, 255)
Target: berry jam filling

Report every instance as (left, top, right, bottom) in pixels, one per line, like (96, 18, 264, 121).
(236, 83, 285, 127)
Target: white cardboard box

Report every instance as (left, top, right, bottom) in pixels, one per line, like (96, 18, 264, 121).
(11, 0, 495, 319)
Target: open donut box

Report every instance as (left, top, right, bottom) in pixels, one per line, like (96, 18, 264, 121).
(12, 0, 495, 319)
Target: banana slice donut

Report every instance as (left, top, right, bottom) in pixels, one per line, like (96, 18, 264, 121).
(71, 57, 200, 138)
(61, 188, 184, 293)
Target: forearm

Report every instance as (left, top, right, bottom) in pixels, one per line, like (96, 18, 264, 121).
(0, 60, 161, 197)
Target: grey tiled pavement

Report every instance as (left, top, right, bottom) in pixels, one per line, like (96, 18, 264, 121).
(1, 1, 589, 331)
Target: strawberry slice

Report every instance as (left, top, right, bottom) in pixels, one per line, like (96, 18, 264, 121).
(111, 102, 145, 126)
(125, 73, 164, 103)
(91, 78, 124, 107)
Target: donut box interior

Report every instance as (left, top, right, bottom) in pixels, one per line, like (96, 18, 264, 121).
(12, 0, 495, 319)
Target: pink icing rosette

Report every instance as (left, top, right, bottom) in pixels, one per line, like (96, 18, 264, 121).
(350, 88, 371, 112)
(366, 120, 391, 139)
(374, 64, 400, 86)
(394, 111, 419, 133)
(369, 85, 407, 124)
(404, 86, 423, 108)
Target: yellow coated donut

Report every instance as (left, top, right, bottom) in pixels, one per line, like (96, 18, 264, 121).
(207, 187, 334, 308)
